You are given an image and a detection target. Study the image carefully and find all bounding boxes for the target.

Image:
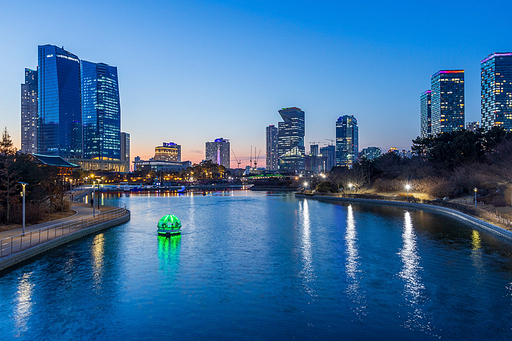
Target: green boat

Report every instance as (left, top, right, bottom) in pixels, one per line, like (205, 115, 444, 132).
(157, 214, 182, 236)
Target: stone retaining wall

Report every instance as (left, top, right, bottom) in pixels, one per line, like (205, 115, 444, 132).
(296, 194, 512, 242)
(0, 211, 130, 272)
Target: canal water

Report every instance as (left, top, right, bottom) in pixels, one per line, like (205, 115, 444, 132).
(1, 191, 512, 340)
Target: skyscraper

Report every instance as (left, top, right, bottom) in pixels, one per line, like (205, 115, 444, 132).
(120, 132, 130, 162)
(81, 60, 121, 160)
(336, 115, 358, 167)
(266, 125, 278, 171)
(38, 45, 82, 158)
(21, 69, 38, 154)
(431, 70, 465, 135)
(205, 138, 230, 168)
(320, 145, 335, 172)
(420, 90, 432, 138)
(277, 107, 305, 173)
(481, 52, 512, 131)
(466, 121, 480, 132)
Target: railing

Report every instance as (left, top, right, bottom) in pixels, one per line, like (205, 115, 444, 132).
(0, 206, 129, 258)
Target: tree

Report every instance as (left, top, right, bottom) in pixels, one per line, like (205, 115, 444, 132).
(0, 128, 17, 222)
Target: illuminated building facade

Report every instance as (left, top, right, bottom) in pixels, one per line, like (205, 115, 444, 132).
(481, 53, 512, 131)
(205, 138, 230, 168)
(431, 70, 465, 135)
(336, 115, 358, 167)
(38, 45, 82, 157)
(266, 125, 278, 171)
(277, 107, 305, 173)
(320, 145, 335, 172)
(466, 121, 480, 132)
(21, 68, 38, 154)
(154, 142, 181, 162)
(420, 90, 432, 138)
(82, 60, 121, 161)
(361, 147, 381, 161)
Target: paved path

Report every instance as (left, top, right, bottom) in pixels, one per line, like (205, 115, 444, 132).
(0, 203, 112, 240)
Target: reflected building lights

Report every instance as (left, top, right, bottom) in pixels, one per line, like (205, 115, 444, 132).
(471, 230, 481, 250)
(91, 233, 105, 287)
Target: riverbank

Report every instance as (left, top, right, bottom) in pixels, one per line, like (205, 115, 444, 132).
(0, 203, 130, 272)
(296, 193, 512, 242)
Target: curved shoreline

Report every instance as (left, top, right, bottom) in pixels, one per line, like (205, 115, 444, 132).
(296, 193, 512, 242)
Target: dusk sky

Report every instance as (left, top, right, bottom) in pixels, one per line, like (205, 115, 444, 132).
(1, 0, 511, 165)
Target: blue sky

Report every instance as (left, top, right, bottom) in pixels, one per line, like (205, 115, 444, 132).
(1, 0, 511, 164)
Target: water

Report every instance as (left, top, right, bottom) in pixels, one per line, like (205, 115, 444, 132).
(1, 191, 512, 340)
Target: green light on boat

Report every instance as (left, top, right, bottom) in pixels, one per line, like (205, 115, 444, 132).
(157, 214, 182, 235)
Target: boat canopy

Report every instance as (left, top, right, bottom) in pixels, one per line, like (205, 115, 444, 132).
(157, 215, 181, 230)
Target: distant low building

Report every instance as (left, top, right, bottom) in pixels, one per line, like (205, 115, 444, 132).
(360, 147, 381, 161)
(466, 121, 480, 132)
(134, 160, 191, 173)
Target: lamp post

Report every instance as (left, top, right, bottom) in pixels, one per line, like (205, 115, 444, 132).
(405, 184, 411, 198)
(349, 183, 353, 194)
(92, 180, 96, 217)
(19, 182, 27, 236)
(97, 179, 102, 210)
(474, 187, 477, 208)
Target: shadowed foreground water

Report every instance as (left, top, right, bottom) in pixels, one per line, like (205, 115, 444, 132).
(1, 191, 512, 340)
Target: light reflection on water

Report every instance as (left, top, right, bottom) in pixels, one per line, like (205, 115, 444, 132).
(298, 200, 315, 298)
(345, 205, 366, 317)
(14, 272, 33, 336)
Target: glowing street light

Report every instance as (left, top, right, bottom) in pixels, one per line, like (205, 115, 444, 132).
(19, 182, 27, 236)
(474, 187, 477, 208)
(349, 183, 353, 194)
(405, 184, 411, 198)
(92, 180, 96, 217)
(303, 182, 308, 188)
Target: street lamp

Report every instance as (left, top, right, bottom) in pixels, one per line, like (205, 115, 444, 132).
(19, 182, 27, 236)
(92, 180, 96, 217)
(474, 187, 477, 208)
(96, 179, 102, 210)
(304, 182, 308, 188)
(405, 184, 411, 198)
(349, 183, 353, 194)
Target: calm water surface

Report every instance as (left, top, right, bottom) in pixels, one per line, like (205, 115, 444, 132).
(1, 191, 512, 340)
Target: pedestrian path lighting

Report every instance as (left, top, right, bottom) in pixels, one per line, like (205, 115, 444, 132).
(349, 183, 353, 194)
(474, 187, 477, 208)
(405, 184, 411, 198)
(303, 182, 308, 189)
(19, 182, 27, 236)
(92, 180, 96, 217)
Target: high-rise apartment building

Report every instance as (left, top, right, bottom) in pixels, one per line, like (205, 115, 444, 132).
(120, 132, 130, 162)
(82, 61, 121, 160)
(21, 69, 38, 154)
(320, 145, 335, 172)
(266, 125, 278, 171)
(431, 70, 465, 135)
(205, 138, 230, 168)
(336, 115, 358, 167)
(420, 90, 432, 138)
(277, 107, 305, 173)
(154, 142, 181, 162)
(481, 53, 512, 131)
(38, 45, 82, 157)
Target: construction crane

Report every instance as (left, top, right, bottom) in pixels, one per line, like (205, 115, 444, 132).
(309, 141, 322, 145)
(325, 138, 335, 146)
(254, 148, 261, 169)
(231, 150, 242, 169)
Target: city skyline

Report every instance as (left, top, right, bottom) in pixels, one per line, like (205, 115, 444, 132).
(1, 1, 511, 164)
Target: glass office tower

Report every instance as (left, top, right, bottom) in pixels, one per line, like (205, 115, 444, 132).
(266, 125, 278, 171)
(38, 45, 82, 157)
(420, 90, 432, 138)
(21, 68, 38, 154)
(431, 70, 465, 135)
(81, 61, 121, 160)
(320, 145, 335, 172)
(277, 107, 305, 173)
(336, 115, 358, 167)
(481, 53, 512, 131)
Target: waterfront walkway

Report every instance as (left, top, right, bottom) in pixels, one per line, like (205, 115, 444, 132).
(0, 202, 130, 272)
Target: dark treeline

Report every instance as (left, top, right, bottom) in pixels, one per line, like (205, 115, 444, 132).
(0, 128, 70, 225)
(318, 127, 512, 206)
